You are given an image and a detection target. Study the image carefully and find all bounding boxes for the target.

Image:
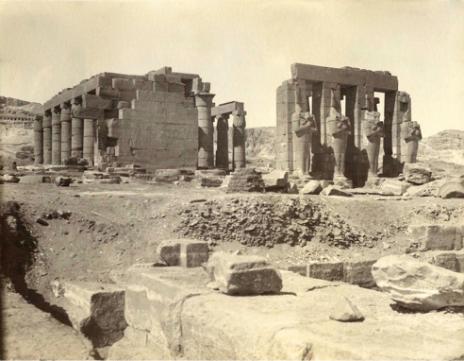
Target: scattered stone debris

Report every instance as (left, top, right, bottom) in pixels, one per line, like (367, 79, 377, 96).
(300, 180, 322, 195)
(226, 168, 265, 193)
(205, 252, 282, 295)
(320, 185, 352, 197)
(329, 297, 365, 322)
(177, 196, 379, 248)
(261, 170, 289, 192)
(373, 255, 464, 311)
(54, 176, 72, 187)
(41, 209, 72, 220)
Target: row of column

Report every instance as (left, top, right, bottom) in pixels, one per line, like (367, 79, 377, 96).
(196, 93, 246, 171)
(34, 102, 96, 166)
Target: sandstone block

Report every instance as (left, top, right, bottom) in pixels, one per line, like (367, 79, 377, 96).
(61, 281, 127, 347)
(54, 176, 72, 187)
(267, 328, 313, 360)
(206, 252, 282, 295)
(19, 175, 52, 184)
(403, 163, 432, 185)
(156, 238, 209, 267)
(343, 260, 376, 288)
(408, 224, 463, 251)
(262, 170, 289, 190)
(372, 255, 464, 311)
(300, 180, 322, 195)
(380, 179, 411, 196)
(431, 252, 459, 272)
(308, 261, 344, 281)
(320, 185, 352, 197)
(439, 180, 464, 199)
(200, 175, 224, 187)
(2, 174, 20, 183)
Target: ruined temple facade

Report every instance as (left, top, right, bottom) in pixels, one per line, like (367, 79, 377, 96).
(276, 63, 421, 187)
(35, 67, 246, 171)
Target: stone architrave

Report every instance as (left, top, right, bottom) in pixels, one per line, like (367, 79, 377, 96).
(401, 121, 422, 163)
(293, 111, 318, 175)
(362, 111, 384, 179)
(33, 116, 43, 164)
(232, 110, 246, 169)
(71, 100, 84, 159)
(60, 103, 72, 164)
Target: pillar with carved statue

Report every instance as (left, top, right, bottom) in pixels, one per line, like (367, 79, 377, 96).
(232, 109, 246, 169)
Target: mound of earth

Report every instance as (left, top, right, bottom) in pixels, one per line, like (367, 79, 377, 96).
(176, 196, 380, 248)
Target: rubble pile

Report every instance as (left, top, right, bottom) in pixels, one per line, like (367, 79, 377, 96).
(177, 196, 378, 248)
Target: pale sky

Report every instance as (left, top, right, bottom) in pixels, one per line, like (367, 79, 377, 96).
(1, 0, 463, 136)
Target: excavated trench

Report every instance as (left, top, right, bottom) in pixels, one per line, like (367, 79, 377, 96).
(1, 201, 72, 325)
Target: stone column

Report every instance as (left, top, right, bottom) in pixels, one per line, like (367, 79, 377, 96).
(51, 107, 61, 165)
(401, 121, 422, 164)
(83, 118, 95, 166)
(196, 93, 215, 169)
(215, 114, 229, 170)
(293, 112, 317, 175)
(33, 115, 43, 164)
(362, 112, 384, 181)
(71, 100, 83, 159)
(327, 87, 352, 186)
(60, 103, 72, 164)
(233, 110, 246, 169)
(42, 111, 52, 164)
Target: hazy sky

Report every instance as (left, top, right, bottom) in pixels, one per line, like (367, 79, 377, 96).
(1, 0, 463, 136)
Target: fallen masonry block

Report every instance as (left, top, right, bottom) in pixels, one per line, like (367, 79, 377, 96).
(372, 254, 464, 311)
(1, 174, 20, 183)
(380, 179, 411, 196)
(329, 297, 365, 322)
(19, 175, 52, 184)
(288, 260, 376, 287)
(403, 163, 432, 185)
(408, 224, 463, 251)
(343, 260, 377, 288)
(199, 175, 224, 187)
(439, 179, 464, 199)
(60, 281, 127, 347)
(426, 251, 464, 273)
(111, 264, 464, 360)
(300, 180, 322, 195)
(205, 252, 282, 295)
(320, 185, 352, 197)
(54, 176, 72, 186)
(262, 170, 289, 191)
(156, 238, 209, 267)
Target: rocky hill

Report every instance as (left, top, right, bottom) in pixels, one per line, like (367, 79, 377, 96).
(0, 96, 43, 167)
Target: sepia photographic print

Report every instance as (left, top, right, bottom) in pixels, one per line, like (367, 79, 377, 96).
(1, 0, 464, 360)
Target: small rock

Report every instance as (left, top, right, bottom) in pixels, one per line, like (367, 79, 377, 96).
(329, 297, 365, 322)
(55, 176, 72, 187)
(36, 217, 49, 226)
(403, 163, 432, 185)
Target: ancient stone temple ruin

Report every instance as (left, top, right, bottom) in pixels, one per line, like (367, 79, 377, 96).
(276, 63, 422, 187)
(34, 67, 246, 171)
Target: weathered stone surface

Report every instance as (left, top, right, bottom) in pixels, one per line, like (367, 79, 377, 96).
(199, 174, 224, 187)
(409, 224, 463, 251)
(404, 163, 432, 185)
(439, 179, 464, 199)
(206, 252, 282, 295)
(156, 238, 209, 267)
(19, 175, 52, 184)
(3, 291, 90, 360)
(227, 168, 265, 193)
(380, 179, 411, 195)
(300, 180, 322, 195)
(54, 175, 72, 186)
(59, 281, 127, 347)
(262, 170, 289, 190)
(111, 264, 464, 360)
(372, 255, 464, 310)
(343, 260, 377, 288)
(308, 261, 344, 281)
(320, 185, 352, 197)
(329, 297, 365, 322)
